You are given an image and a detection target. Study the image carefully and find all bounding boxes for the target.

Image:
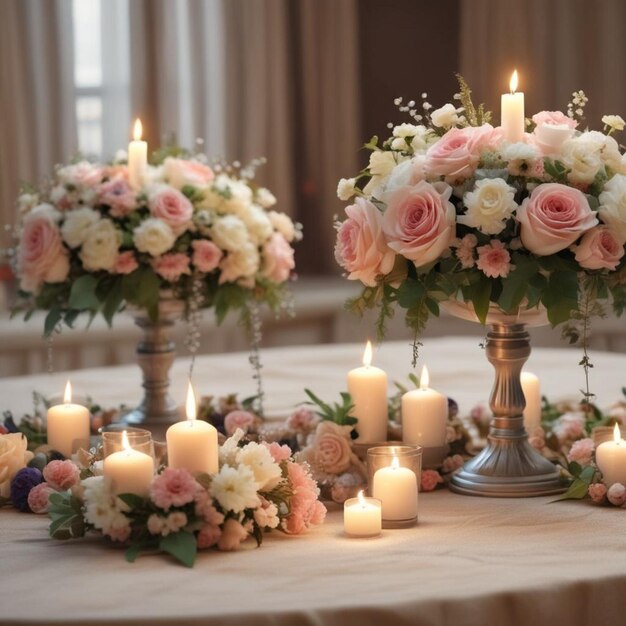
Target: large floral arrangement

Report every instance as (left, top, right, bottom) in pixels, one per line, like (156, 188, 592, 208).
(334, 77, 626, 365)
(12, 151, 300, 334)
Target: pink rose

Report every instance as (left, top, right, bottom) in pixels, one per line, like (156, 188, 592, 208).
(149, 468, 196, 510)
(588, 482, 607, 504)
(532, 111, 578, 129)
(421, 469, 443, 492)
(154, 253, 191, 282)
(58, 161, 104, 188)
(607, 483, 626, 507)
(43, 460, 80, 491)
(517, 183, 598, 255)
(217, 518, 249, 551)
(114, 251, 139, 275)
(567, 438, 595, 465)
(476, 240, 512, 278)
(335, 197, 395, 287)
(163, 157, 215, 189)
(262, 441, 292, 463)
(382, 181, 455, 267)
(425, 124, 500, 180)
(312, 421, 353, 474)
(148, 186, 193, 234)
(286, 407, 319, 432)
(574, 226, 624, 271)
(224, 410, 256, 436)
(197, 523, 222, 549)
(27, 482, 55, 514)
(262, 233, 295, 283)
(17, 215, 70, 293)
(192, 240, 223, 273)
(531, 112, 577, 156)
(98, 177, 136, 217)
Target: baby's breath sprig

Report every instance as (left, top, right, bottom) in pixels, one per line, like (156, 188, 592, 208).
(567, 90, 588, 126)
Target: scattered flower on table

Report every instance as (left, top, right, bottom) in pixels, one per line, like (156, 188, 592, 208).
(420, 469, 444, 492)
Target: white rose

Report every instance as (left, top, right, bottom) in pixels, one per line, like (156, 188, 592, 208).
(602, 115, 625, 132)
(393, 123, 420, 138)
(197, 188, 223, 211)
(337, 177, 357, 201)
(218, 243, 260, 284)
(458, 178, 517, 235)
(269, 210, 297, 242)
(379, 156, 427, 204)
(222, 180, 254, 215)
(240, 205, 273, 243)
(28, 203, 62, 223)
(534, 124, 575, 155)
(502, 142, 539, 176)
(430, 103, 459, 129)
(133, 218, 176, 257)
(255, 188, 277, 208)
(61, 207, 101, 248)
(211, 215, 249, 251)
(368, 151, 396, 177)
(560, 135, 604, 185)
(50, 185, 67, 204)
(17, 193, 39, 214)
(599, 174, 626, 243)
(79, 219, 121, 271)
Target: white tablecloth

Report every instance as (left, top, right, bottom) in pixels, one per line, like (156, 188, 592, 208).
(1, 339, 626, 626)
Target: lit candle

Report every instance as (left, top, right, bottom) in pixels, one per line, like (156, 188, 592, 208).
(402, 366, 447, 447)
(372, 455, 418, 522)
(596, 424, 626, 487)
(103, 430, 154, 496)
(343, 490, 382, 538)
(501, 70, 525, 143)
(46, 381, 91, 458)
(166, 381, 218, 474)
(347, 341, 388, 443)
(521, 371, 541, 434)
(128, 118, 147, 190)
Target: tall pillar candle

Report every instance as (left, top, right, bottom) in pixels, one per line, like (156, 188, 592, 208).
(596, 424, 626, 487)
(402, 366, 447, 447)
(521, 371, 541, 434)
(167, 381, 218, 474)
(103, 430, 154, 496)
(128, 118, 147, 190)
(501, 70, 525, 143)
(347, 341, 388, 443)
(47, 381, 91, 458)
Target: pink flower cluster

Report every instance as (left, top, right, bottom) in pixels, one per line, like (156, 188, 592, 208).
(27, 460, 81, 514)
(282, 461, 327, 534)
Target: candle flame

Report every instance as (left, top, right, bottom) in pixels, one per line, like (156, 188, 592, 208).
(133, 118, 143, 141)
(64, 380, 72, 404)
(614, 423, 621, 444)
(420, 365, 429, 390)
(186, 380, 197, 422)
(391, 456, 400, 470)
(357, 490, 366, 506)
(509, 70, 519, 94)
(121, 430, 130, 451)
(363, 340, 373, 368)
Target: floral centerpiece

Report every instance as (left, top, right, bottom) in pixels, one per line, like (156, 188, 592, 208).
(334, 77, 626, 369)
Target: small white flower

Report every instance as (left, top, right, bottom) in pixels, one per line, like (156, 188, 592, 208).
(79, 219, 121, 271)
(61, 207, 101, 249)
(133, 218, 176, 257)
(599, 174, 626, 243)
(17, 193, 40, 214)
(219, 428, 246, 466)
(602, 115, 625, 132)
(392, 123, 419, 138)
(430, 103, 459, 129)
(368, 151, 396, 177)
(459, 178, 517, 235)
(255, 187, 277, 208)
(211, 464, 260, 513)
(268, 210, 297, 242)
(236, 442, 282, 491)
(502, 142, 539, 176)
(337, 177, 357, 201)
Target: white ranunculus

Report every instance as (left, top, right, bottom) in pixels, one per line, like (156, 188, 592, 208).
(337, 177, 357, 201)
(211, 214, 249, 251)
(430, 103, 459, 129)
(599, 174, 626, 243)
(236, 442, 282, 491)
(218, 243, 259, 284)
(560, 136, 605, 185)
(61, 207, 101, 248)
(602, 115, 625, 132)
(458, 178, 517, 235)
(211, 464, 260, 513)
(255, 187, 277, 208)
(133, 218, 176, 257)
(368, 150, 396, 177)
(79, 219, 121, 271)
(240, 205, 273, 243)
(268, 210, 297, 242)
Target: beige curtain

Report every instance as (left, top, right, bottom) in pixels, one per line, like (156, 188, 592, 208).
(460, 0, 626, 129)
(0, 0, 77, 246)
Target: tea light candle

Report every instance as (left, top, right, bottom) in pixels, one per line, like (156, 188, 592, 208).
(596, 424, 626, 487)
(344, 490, 382, 538)
(347, 341, 388, 443)
(521, 371, 541, 433)
(501, 69, 525, 143)
(47, 381, 90, 458)
(402, 366, 447, 447)
(372, 455, 418, 522)
(128, 118, 147, 189)
(103, 430, 154, 496)
(166, 381, 218, 474)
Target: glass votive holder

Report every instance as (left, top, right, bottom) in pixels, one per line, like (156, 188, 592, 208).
(367, 445, 421, 529)
(101, 427, 155, 464)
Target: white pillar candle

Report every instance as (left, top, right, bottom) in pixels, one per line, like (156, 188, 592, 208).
(501, 70, 525, 143)
(166, 381, 218, 474)
(344, 491, 382, 538)
(596, 424, 626, 487)
(128, 118, 147, 190)
(402, 366, 447, 447)
(47, 381, 90, 458)
(103, 430, 154, 497)
(372, 456, 418, 521)
(521, 371, 541, 434)
(347, 341, 388, 443)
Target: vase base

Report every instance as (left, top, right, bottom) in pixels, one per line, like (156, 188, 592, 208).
(118, 406, 183, 439)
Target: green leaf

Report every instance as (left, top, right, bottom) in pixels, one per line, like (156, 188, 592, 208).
(552, 478, 589, 501)
(117, 493, 146, 509)
(44, 307, 63, 337)
(568, 461, 582, 478)
(125, 544, 144, 563)
(159, 530, 197, 568)
(396, 280, 426, 309)
(462, 275, 492, 324)
(102, 288, 124, 326)
(69, 275, 101, 310)
(541, 270, 579, 326)
(498, 255, 539, 313)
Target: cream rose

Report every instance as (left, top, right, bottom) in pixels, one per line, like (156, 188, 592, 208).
(218, 243, 260, 284)
(602, 115, 625, 132)
(268, 210, 297, 242)
(162, 157, 214, 189)
(369, 151, 396, 177)
(337, 178, 357, 201)
(599, 174, 626, 243)
(430, 103, 459, 129)
(222, 179, 254, 215)
(255, 188, 277, 208)
(79, 219, 121, 271)
(61, 207, 101, 249)
(311, 421, 353, 474)
(211, 215, 249, 251)
(573, 226, 625, 270)
(133, 218, 177, 257)
(560, 136, 604, 185)
(239, 205, 273, 244)
(459, 178, 517, 235)
(148, 185, 193, 235)
(0, 433, 34, 498)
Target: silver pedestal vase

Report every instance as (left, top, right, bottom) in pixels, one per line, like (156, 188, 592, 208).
(120, 297, 185, 434)
(442, 302, 566, 497)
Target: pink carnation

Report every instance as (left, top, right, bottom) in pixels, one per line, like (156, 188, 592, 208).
(476, 240, 512, 278)
(149, 468, 197, 510)
(453, 234, 478, 269)
(262, 441, 292, 462)
(114, 250, 139, 275)
(567, 438, 595, 466)
(154, 253, 191, 282)
(421, 469, 443, 492)
(27, 482, 55, 514)
(98, 177, 136, 217)
(286, 407, 319, 432)
(217, 518, 249, 551)
(262, 233, 295, 283)
(607, 483, 626, 507)
(282, 461, 325, 535)
(194, 490, 225, 525)
(588, 482, 607, 504)
(224, 410, 256, 436)
(574, 226, 624, 271)
(197, 523, 222, 549)
(192, 240, 222, 273)
(43, 460, 80, 491)
(148, 186, 193, 234)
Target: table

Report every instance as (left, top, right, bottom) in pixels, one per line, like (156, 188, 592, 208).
(1, 339, 626, 626)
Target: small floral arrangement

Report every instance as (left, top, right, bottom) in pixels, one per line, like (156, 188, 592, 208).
(12, 150, 300, 335)
(335, 76, 626, 368)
